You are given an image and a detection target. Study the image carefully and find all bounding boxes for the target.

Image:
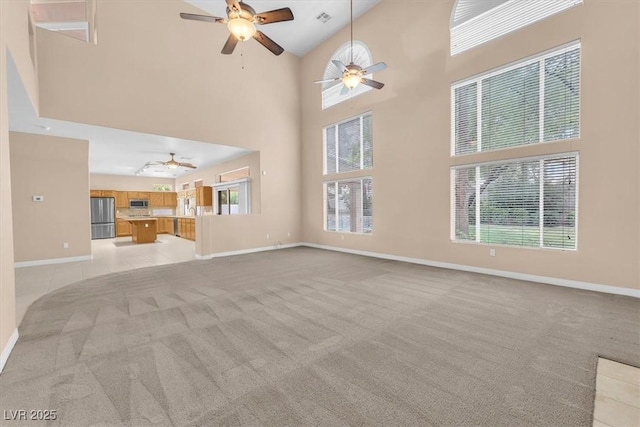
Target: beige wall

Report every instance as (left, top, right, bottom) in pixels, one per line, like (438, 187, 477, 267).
(177, 151, 262, 214)
(90, 174, 175, 191)
(1, 0, 39, 365)
(301, 1, 639, 290)
(35, 0, 302, 258)
(10, 132, 91, 263)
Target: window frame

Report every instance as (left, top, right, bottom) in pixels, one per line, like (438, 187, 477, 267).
(450, 152, 579, 251)
(451, 40, 581, 157)
(323, 111, 373, 175)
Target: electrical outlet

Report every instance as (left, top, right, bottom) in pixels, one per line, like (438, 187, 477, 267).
(266, 233, 270, 239)
(63, 242, 69, 249)
(489, 248, 496, 256)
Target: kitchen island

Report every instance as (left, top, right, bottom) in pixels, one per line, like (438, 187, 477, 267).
(127, 218, 158, 243)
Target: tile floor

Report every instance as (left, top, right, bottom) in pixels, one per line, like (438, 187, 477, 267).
(593, 358, 640, 427)
(14, 234, 195, 325)
(13, 239, 639, 426)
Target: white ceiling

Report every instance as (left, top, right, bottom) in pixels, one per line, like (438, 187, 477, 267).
(7, 0, 382, 178)
(184, 0, 382, 57)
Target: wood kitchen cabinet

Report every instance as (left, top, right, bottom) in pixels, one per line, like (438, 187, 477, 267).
(115, 192, 128, 208)
(188, 219, 195, 240)
(163, 192, 177, 208)
(149, 192, 164, 207)
(156, 218, 166, 233)
(127, 191, 148, 200)
(196, 186, 213, 207)
(156, 218, 174, 234)
(90, 190, 116, 197)
(116, 219, 132, 237)
(177, 218, 195, 240)
(165, 218, 174, 234)
(148, 192, 177, 207)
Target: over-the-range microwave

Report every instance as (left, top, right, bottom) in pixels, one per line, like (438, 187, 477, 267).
(129, 199, 149, 209)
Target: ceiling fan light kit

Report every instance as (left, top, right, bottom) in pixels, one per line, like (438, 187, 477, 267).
(314, 0, 386, 93)
(343, 70, 362, 89)
(227, 17, 256, 41)
(180, 0, 294, 56)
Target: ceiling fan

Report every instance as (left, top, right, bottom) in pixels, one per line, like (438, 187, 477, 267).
(314, 0, 387, 95)
(180, 0, 294, 56)
(153, 153, 197, 170)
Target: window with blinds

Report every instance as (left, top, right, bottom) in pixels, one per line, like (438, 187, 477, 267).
(325, 178, 373, 234)
(324, 113, 373, 174)
(450, 0, 583, 55)
(452, 154, 577, 249)
(453, 42, 581, 155)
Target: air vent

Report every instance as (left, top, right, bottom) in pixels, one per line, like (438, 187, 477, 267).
(316, 12, 331, 23)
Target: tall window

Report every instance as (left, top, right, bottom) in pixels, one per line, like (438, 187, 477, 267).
(324, 113, 373, 174)
(453, 42, 581, 155)
(322, 41, 374, 109)
(452, 154, 577, 249)
(324, 112, 374, 233)
(325, 178, 373, 234)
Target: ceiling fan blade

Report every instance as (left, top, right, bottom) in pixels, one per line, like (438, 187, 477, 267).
(332, 60, 347, 72)
(179, 13, 225, 23)
(253, 30, 284, 56)
(313, 77, 341, 84)
(362, 61, 387, 75)
(340, 85, 350, 96)
(360, 78, 385, 90)
(225, 0, 241, 13)
(254, 7, 294, 24)
(221, 33, 239, 54)
(178, 163, 197, 169)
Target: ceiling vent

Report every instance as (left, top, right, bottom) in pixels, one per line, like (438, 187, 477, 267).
(316, 12, 331, 23)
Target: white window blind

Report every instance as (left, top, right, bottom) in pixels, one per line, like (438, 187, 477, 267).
(450, 0, 583, 55)
(453, 42, 580, 155)
(325, 178, 373, 234)
(322, 41, 373, 110)
(452, 154, 577, 249)
(324, 113, 373, 174)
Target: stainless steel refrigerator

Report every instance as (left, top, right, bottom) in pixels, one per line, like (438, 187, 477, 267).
(90, 197, 115, 239)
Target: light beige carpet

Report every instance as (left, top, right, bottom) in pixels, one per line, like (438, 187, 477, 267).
(1, 247, 638, 426)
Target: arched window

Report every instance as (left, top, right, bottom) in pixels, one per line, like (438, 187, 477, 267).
(450, 0, 583, 55)
(322, 41, 374, 110)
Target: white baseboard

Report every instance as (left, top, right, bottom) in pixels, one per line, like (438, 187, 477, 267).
(302, 243, 640, 299)
(0, 329, 19, 373)
(15, 255, 93, 268)
(195, 243, 302, 260)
